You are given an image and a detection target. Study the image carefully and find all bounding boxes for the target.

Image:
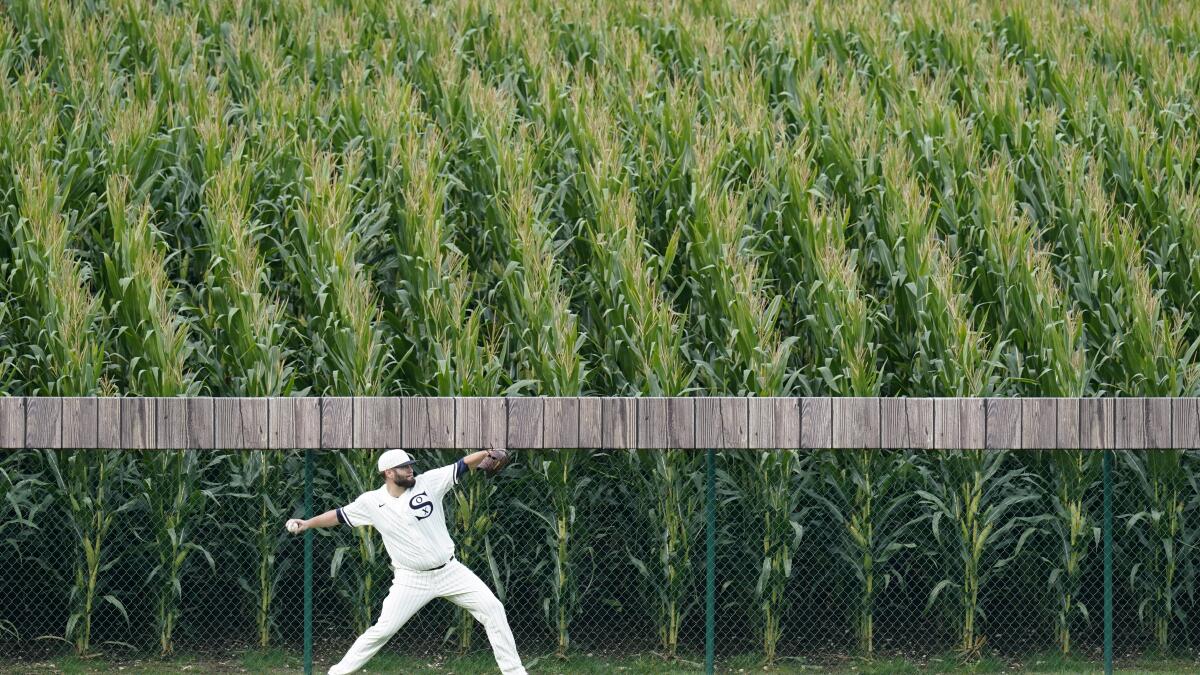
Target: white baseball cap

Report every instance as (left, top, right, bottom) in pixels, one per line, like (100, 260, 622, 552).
(377, 448, 416, 472)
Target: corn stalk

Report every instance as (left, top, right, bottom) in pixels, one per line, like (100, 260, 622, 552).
(361, 76, 506, 652)
(677, 66, 797, 663)
(997, 4, 1200, 345)
(767, 142, 908, 656)
(286, 143, 391, 634)
(568, 83, 700, 659)
(969, 157, 1099, 654)
(883, 31, 1103, 653)
(0, 451, 48, 642)
(4, 125, 134, 656)
(461, 73, 589, 657)
(772, 47, 922, 656)
(854, 56, 1029, 657)
(994, 3, 1200, 649)
(101, 168, 210, 656)
(194, 113, 300, 648)
(1119, 449, 1200, 653)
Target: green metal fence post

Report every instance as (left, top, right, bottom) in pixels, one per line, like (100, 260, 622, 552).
(706, 448, 715, 675)
(1104, 448, 1113, 675)
(305, 448, 314, 675)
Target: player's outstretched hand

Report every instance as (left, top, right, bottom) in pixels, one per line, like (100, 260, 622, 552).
(286, 518, 306, 535)
(477, 448, 511, 475)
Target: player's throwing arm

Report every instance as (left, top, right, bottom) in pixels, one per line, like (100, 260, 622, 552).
(285, 447, 524, 675)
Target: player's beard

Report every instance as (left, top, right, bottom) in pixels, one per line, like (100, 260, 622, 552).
(391, 474, 416, 489)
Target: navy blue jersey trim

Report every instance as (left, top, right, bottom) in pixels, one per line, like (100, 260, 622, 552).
(454, 459, 467, 483)
(336, 507, 351, 526)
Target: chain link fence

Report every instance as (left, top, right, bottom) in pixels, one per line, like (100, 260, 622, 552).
(2, 447, 1199, 670)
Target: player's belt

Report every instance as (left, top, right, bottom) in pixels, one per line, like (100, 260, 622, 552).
(423, 557, 453, 572)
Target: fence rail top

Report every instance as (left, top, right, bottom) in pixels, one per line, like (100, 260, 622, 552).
(1, 397, 1197, 450)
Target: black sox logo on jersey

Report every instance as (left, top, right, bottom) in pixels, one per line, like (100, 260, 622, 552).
(409, 491, 433, 521)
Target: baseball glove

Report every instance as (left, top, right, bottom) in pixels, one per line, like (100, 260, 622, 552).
(477, 448, 511, 475)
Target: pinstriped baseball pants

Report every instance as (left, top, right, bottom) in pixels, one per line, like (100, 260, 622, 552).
(327, 559, 527, 675)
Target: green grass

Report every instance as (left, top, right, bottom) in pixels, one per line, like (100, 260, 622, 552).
(5, 651, 1199, 674)
(1017, 651, 1099, 672)
(239, 647, 300, 671)
(4, 651, 705, 674)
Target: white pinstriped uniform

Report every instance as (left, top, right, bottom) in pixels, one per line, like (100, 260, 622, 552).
(327, 461, 527, 675)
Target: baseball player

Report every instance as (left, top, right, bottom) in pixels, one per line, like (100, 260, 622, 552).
(286, 447, 525, 675)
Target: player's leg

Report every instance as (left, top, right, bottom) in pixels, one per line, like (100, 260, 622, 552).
(438, 559, 527, 675)
(328, 571, 434, 675)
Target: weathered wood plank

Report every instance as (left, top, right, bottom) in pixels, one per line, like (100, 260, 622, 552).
(935, 398, 985, 449)
(747, 398, 804, 448)
(934, 398, 960, 450)
(881, 398, 933, 449)
(62, 397, 98, 448)
(696, 398, 747, 449)
(215, 397, 267, 449)
(269, 397, 296, 449)
(578, 398, 602, 448)
(544, 398, 580, 448)
(507, 398, 543, 448)
(1114, 398, 1146, 449)
(426, 397, 456, 448)
(97, 398, 120, 449)
(25, 396, 62, 449)
(1146, 398, 1172, 449)
(774, 398, 801, 448)
(454, 397, 481, 449)
(985, 398, 1022, 450)
(1021, 398, 1057, 450)
(667, 398, 695, 449)
(801, 397, 832, 449)
(156, 397, 214, 449)
(402, 397, 453, 448)
(910, 398, 935, 449)
(294, 398, 321, 448)
(637, 398, 668, 449)
(320, 397, 354, 449)
(0, 398, 24, 449)
(833, 397, 880, 449)
(1057, 398, 1080, 449)
(120, 398, 154, 449)
(880, 398, 905, 449)
(355, 397, 402, 448)
(601, 397, 636, 449)
(749, 398, 776, 449)
(963, 399, 985, 449)
(28, 396, 1200, 449)
(156, 397, 189, 449)
(1172, 399, 1199, 449)
(188, 397, 215, 449)
(1080, 398, 1114, 450)
(456, 398, 507, 449)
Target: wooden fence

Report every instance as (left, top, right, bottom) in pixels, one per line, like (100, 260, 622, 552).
(1, 397, 1198, 449)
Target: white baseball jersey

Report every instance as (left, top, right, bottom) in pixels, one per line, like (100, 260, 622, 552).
(336, 460, 467, 572)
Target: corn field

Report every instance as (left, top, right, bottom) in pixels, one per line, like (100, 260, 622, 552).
(2, 0, 1200, 670)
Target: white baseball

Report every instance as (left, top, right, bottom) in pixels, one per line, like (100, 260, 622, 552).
(287, 519, 302, 534)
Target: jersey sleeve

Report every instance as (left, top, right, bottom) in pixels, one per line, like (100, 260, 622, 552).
(422, 460, 468, 497)
(336, 493, 374, 528)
